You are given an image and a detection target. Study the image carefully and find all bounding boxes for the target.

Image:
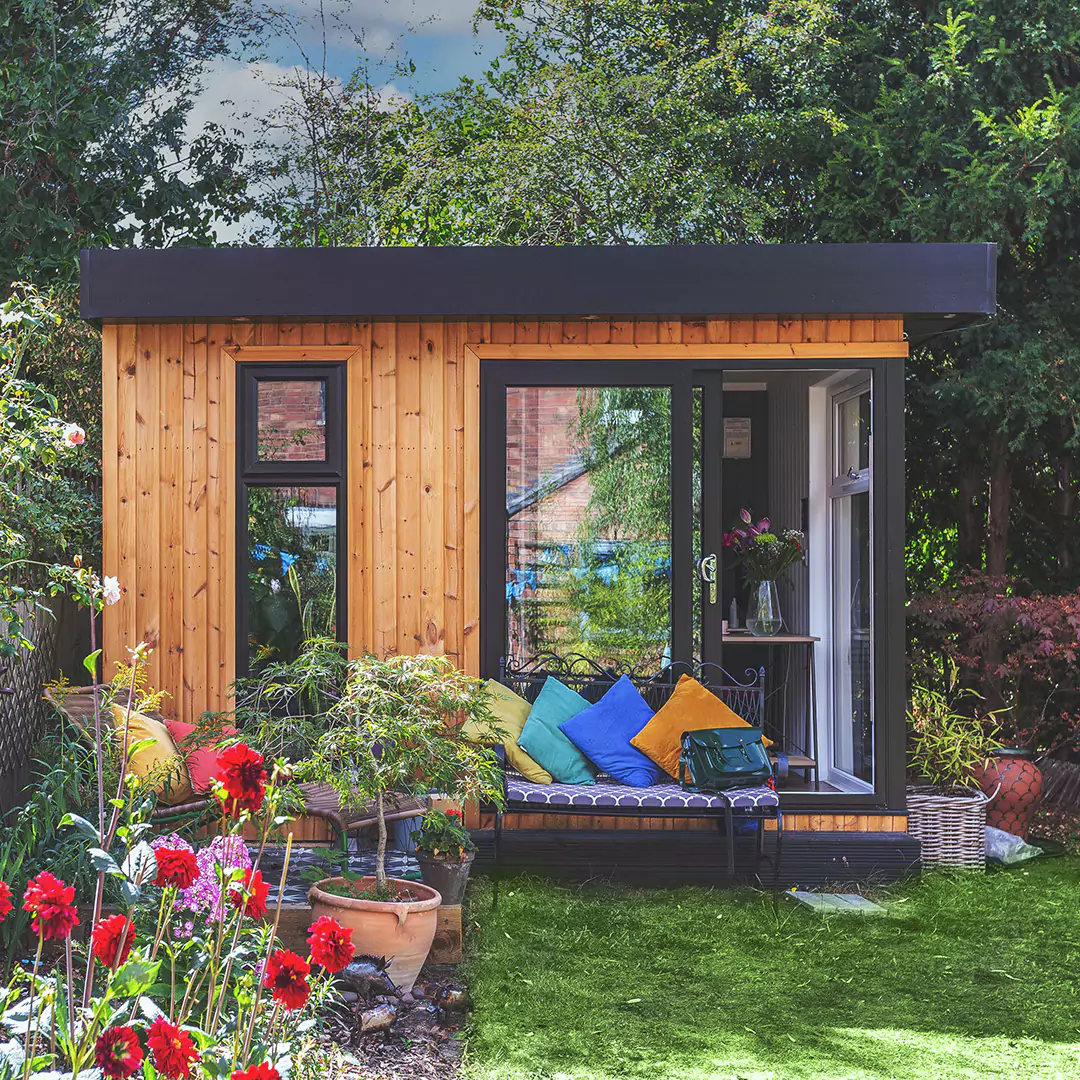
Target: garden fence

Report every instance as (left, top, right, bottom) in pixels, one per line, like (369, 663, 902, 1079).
(0, 582, 60, 816)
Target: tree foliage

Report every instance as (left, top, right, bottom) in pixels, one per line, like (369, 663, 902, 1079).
(1, 0, 267, 287)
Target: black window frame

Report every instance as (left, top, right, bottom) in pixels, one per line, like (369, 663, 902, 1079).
(236, 362, 347, 676)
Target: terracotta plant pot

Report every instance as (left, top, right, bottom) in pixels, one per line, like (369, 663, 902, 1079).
(973, 750, 1044, 840)
(417, 851, 475, 906)
(307, 876, 442, 993)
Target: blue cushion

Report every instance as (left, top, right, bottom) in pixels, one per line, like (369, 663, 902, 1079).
(558, 675, 664, 787)
(518, 677, 597, 784)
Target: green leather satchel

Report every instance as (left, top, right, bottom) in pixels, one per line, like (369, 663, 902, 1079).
(679, 727, 773, 792)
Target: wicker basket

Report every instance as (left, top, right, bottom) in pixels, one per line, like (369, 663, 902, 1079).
(906, 786, 988, 869)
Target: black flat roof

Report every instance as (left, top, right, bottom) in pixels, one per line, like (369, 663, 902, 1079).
(80, 244, 996, 334)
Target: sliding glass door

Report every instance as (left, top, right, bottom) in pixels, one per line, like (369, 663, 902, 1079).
(502, 383, 673, 675)
(481, 359, 894, 802)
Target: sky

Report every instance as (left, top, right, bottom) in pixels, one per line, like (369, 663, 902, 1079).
(183, 0, 502, 240)
(188, 0, 502, 149)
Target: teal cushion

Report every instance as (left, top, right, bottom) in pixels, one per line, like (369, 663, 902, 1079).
(518, 677, 597, 784)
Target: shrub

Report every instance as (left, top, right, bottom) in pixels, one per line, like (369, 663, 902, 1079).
(306, 652, 504, 891)
(909, 575, 1080, 754)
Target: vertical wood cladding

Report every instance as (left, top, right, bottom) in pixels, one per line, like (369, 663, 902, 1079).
(102, 315, 903, 831)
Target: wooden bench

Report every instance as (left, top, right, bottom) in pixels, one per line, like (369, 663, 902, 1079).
(490, 655, 784, 881)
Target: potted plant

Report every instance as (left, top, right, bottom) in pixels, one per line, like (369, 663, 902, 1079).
(415, 808, 476, 906)
(305, 653, 503, 991)
(723, 509, 804, 635)
(907, 669, 1002, 868)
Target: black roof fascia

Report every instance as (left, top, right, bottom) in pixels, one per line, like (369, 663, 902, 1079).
(80, 244, 996, 328)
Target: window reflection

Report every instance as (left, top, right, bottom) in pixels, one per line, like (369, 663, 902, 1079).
(505, 386, 672, 672)
(256, 379, 328, 461)
(246, 485, 338, 669)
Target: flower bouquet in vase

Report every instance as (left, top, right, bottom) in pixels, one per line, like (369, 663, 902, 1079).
(723, 509, 805, 636)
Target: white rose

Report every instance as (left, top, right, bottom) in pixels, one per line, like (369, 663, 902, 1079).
(102, 576, 122, 606)
(270, 579, 281, 594)
(62, 423, 86, 447)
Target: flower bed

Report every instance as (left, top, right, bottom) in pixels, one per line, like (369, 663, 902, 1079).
(0, 736, 356, 1080)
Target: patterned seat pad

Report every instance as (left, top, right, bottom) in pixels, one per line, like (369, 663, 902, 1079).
(505, 773, 779, 811)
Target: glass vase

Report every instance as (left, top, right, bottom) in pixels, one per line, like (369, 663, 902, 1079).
(746, 580, 783, 636)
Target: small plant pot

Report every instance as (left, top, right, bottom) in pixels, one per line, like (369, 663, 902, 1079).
(307, 876, 442, 993)
(417, 851, 475, 906)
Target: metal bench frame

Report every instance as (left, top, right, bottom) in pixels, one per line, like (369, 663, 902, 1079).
(490, 654, 784, 882)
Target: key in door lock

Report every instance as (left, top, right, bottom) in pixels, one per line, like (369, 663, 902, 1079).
(698, 553, 718, 605)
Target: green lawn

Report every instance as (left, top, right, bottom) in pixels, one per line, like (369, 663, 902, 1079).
(462, 861, 1080, 1080)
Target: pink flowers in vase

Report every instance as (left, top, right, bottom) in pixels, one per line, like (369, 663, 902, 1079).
(723, 508, 805, 583)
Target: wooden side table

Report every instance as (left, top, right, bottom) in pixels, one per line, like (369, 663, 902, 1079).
(722, 634, 821, 789)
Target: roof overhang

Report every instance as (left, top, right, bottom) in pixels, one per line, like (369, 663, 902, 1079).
(80, 244, 996, 339)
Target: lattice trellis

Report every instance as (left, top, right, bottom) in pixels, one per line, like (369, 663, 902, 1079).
(0, 601, 60, 813)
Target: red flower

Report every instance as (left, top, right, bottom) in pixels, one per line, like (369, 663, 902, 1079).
(216, 743, 268, 815)
(229, 868, 270, 920)
(154, 847, 200, 889)
(0, 881, 12, 921)
(231, 1065, 280, 1080)
(446, 809, 462, 820)
(22, 871, 79, 940)
(263, 948, 311, 1010)
(306, 915, 354, 973)
(92, 914, 135, 968)
(147, 1017, 200, 1080)
(94, 1025, 143, 1079)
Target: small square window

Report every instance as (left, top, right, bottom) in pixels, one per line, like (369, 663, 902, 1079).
(256, 379, 328, 462)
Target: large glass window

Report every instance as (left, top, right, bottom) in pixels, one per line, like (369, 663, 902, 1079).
(504, 386, 672, 673)
(830, 383, 873, 784)
(238, 366, 345, 672)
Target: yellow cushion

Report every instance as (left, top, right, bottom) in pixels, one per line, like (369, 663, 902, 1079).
(462, 680, 553, 784)
(630, 674, 772, 778)
(109, 706, 194, 806)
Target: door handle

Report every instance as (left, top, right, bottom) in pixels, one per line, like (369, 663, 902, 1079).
(698, 553, 718, 605)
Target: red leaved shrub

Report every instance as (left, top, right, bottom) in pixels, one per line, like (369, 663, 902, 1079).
(908, 575, 1080, 756)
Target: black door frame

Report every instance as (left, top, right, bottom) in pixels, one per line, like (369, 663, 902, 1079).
(479, 357, 904, 812)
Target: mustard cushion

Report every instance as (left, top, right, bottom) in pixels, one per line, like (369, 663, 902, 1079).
(629, 674, 772, 779)
(109, 706, 194, 805)
(462, 680, 553, 784)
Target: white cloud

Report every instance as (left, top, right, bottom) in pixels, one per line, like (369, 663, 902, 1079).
(278, 0, 482, 43)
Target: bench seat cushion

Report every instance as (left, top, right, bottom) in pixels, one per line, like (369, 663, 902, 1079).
(505, 773, 779, 812)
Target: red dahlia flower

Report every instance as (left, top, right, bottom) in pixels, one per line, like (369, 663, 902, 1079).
(215, 743, 268, 815)
(307, 915, 354, 973)
(0, 881, 12, 921)
(231, 1064, 280, 1080)
(230, 868, 270, 920)
(154, 847, 200, 889)
(147, 1017, 200, 1079)
(94, 1025, 143, 1079)
(22, 871, 79, 940)
(92, 913, 135, 968)
(263, 948, 311, 1010)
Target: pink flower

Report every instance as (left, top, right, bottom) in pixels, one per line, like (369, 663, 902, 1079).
(62, 422, 86, 447)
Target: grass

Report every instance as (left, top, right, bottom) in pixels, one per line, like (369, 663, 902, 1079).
(462, 860, 1080, 1080)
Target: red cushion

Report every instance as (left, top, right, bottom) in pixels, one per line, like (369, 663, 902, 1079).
(164, 719, 237, 792)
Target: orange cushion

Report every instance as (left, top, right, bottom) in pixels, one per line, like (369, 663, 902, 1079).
(629, 674, 772, 778)
(165, 719, 238, 792)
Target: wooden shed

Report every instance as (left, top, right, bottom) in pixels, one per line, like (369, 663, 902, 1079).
(82, 243, 996, 849)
